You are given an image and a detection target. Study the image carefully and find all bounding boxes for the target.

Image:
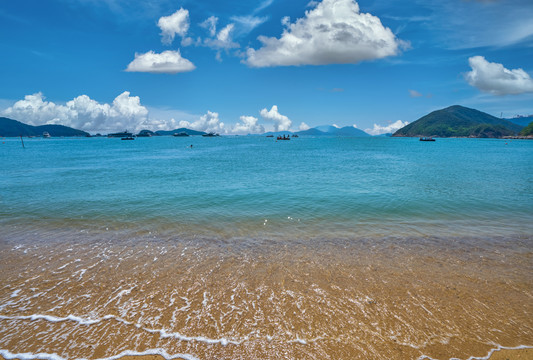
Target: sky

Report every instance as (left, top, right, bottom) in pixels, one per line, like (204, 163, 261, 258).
(1, 0, 533, 135)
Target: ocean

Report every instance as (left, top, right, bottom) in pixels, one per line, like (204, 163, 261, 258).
(0, 136, 532, 359)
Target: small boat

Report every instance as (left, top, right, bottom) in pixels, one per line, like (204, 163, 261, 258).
(277, 135, 291, 140)
(42, 131, 51, 138)
(291, 134, 299, 138)
(121, 136, 135, 140)
(173, 132, 189, 137)
(202, 132, 219, 137)
(419, 137, 435, 141)
(266, 135, 274, 138)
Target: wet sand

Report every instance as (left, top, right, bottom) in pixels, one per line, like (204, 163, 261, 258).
(1, 225, 531, 360)
(0, 349, 529, 359)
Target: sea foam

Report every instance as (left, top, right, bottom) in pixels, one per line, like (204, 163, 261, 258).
(0, 348, 200, 360)
(418, 344, 533, 360)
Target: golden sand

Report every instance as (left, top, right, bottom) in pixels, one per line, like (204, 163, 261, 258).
(1, 228, 531, 359)
(1, 348, 532, 360)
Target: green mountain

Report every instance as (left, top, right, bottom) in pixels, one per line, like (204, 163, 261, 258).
(156, 128, 207, 136)
(519, 121, 533, 136)
(393, 105, 523, 138)
(0, 117, 89, 137)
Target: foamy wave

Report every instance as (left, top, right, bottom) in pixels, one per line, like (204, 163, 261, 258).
(0, 348, 199, 360)
(0, 314, 116, 325)
(0, 314, 241, 346)
(144, 328, 242, 346)
(287, 336, 323, 345)
(0, 313, 324, 347)
(418, 344, 533, 360)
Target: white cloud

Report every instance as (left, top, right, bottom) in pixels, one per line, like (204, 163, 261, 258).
(2, 92, 150, 134)
(231, 15, 268, 35)
(125, 50, 195, 74)
(217, 24, 235, 44)
(409, 89, 423, 97)
(177, 111, 226, 134)
(204, 23, 240, 50)
(158, 8, 190, 45)
(465, 56, 533, 95)
(245, 0, 402, 67)
(200, 16, 218, 37)
(233, 115, 265, 134)
(260, 105, 292, 131)
(255, 0, 275, 13)
(365, 120, 408, 135)
(299, 122, 310, 131)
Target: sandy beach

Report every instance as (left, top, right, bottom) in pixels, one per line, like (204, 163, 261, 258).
(1, 347, 532, 360)
(1, 223, 531, 360)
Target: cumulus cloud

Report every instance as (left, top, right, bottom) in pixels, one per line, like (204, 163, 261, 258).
(232, 115, 265, 134)
(2, 92, 150, 133)
(260, 105, 292, 131)
(465, 56, 533, 95)
(158, 8, 190, 45)
(177, 111, 226, 134)
(299, 122, 310, 131)
(365, 120, 408, 135)
(245, 0, 402, 67)
(125, 50, 195, 74)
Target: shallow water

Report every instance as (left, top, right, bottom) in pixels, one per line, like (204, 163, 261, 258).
(0, 136, 532, 359)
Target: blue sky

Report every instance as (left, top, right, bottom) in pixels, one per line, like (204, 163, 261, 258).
(1, 0, 532, 134)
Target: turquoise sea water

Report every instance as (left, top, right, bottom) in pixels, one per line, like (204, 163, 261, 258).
(1, 136, 532, 238)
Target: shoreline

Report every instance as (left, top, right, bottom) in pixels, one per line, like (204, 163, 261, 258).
(1, 346, 532, 360)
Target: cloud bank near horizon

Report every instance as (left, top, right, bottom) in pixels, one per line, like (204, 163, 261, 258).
(2, 92, 150, 134)
(365, 120, 409, 135)
(2, 93, 408, 135)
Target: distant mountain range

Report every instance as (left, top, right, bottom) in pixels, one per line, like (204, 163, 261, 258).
(264, 125, 370, 137)
(155, 128, 207, 136)
(505, 116, 533, 127)
(2, 107, 530, 139)
(393, 105, 524, 138)
(0, 117, 89, 137)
